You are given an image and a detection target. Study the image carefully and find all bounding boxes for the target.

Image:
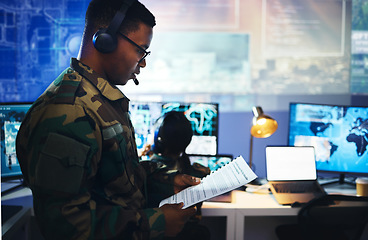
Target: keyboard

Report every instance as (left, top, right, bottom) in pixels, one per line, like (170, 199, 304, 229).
(272, 182, 320, 193)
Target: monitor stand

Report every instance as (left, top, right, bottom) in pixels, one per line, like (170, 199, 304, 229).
(320, 174, 355, 187)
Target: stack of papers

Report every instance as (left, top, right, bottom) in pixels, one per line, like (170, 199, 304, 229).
(159, 155, 257, 208)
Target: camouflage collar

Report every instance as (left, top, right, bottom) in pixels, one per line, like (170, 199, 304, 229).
(70, 58, 128, 102)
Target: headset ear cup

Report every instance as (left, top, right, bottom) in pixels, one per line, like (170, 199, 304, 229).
(152, 126, 163, 154)
(93, 28, 118, 53)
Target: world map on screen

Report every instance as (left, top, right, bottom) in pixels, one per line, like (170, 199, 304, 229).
(310, 118, 368, 159)
(289, 104, 368, 174)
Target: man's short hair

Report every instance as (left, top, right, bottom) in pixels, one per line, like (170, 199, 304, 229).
(85, 0, 156, 36)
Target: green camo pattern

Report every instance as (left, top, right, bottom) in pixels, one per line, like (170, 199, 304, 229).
(16, 58, 166, 240)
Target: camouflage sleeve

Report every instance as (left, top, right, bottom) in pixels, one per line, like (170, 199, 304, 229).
(140, 161, 177, 208)
(16, 102, 165, 240)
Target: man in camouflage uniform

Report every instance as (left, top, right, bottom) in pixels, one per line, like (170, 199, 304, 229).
(16, 1, 199, 239)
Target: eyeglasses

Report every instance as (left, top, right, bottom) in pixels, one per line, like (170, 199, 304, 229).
(118, 32, 151, 63)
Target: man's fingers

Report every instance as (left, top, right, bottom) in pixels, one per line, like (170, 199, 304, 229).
(182, 174, 200, 185)
(174, 174, 201, 193)
(170, 202, 196, 216)
(182, 206, 196, 216)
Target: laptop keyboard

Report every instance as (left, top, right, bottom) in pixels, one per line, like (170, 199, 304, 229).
(272, 182, 320, 193)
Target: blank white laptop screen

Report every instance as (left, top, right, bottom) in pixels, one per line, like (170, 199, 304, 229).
(266, 146, 317, 181)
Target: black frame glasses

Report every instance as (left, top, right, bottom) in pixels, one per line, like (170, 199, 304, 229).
(118, 32, 151, 63)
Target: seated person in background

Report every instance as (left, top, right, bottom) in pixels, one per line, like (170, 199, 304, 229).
(143, 111, 211, 240)
(151, 111, 210, 177)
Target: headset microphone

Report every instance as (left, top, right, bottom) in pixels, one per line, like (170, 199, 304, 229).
(133, 78, 139, 85)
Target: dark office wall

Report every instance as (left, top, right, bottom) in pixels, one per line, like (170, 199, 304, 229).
(218, 110, 288, 178)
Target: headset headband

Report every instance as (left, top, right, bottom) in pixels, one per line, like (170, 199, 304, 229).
(105, 0, 136, 36)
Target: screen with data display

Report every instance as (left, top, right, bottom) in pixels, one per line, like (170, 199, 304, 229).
(1, 0, 357, 112)
(162, 102, 219, 155)
(288, 102, 368, 176)
(0, 102, 32, 180)
(131, 101, 219, 156)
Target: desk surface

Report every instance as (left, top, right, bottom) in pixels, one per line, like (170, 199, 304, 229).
(2, 181, 357, 210)
(202, 182, 357, 212)
(0, 182, 360, 240)
(203, 190, 298, 215)
(201, 183, 359, 240)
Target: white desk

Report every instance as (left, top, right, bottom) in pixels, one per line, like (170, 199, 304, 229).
(1, 184, 361, 240)
(202, 190, 297, 240)
(201, 183, 358, 240)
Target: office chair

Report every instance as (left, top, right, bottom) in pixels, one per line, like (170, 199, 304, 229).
(275, 194, 368, 240)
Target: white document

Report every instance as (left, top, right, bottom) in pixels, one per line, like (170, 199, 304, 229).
(159, 155, 257, 209)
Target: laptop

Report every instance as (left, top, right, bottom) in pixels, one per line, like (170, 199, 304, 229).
(266, 146, 326, 205)
(188, 154, 234, 203)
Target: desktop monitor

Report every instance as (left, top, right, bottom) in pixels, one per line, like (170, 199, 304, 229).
(188, 154, 233, 172)
(162, 102, 219, 155)
(129, 101, 163, 157)
(0, 102, 32, 180)
(288, 102, 368, 183)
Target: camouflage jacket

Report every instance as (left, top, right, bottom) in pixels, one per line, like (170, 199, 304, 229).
(16, 58, 169, 240)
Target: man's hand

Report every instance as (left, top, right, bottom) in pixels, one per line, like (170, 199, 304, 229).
(160, 203, 196, 237)
(173, 174, 201, 193)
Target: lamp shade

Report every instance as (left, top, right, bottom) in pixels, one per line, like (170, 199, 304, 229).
(250, 106, 278, 138)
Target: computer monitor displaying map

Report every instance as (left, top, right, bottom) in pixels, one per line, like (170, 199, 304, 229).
(0, 102, 32, 180)
(288, 102, 368, 183)
(162, 102, 219, 155)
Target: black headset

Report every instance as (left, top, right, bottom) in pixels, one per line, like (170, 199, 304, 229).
(93, 0, 136, 54)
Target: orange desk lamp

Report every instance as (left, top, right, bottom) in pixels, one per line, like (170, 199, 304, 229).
(249, 106, 278, 169)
